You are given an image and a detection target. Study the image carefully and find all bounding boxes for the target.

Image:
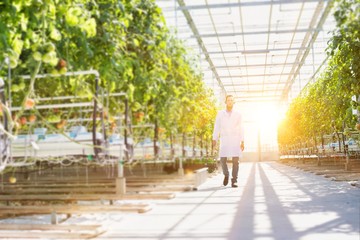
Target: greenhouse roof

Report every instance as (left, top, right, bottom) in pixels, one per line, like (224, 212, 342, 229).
(157, 0, 336, 104)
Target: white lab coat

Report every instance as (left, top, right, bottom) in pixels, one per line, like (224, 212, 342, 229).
(212, 110, 244, 157)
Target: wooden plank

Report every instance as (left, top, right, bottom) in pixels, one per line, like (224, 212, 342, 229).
(0, 193, 175, 201)
(0, 204, 152, 214)
(1, 177, 194, 186)
(1, 180, 194, 189)
(127, 182, 194, 187)
(1, 183, 115, 188)
(127, 185, 194, 192)
(0, 185, 193, 194)
(0, 183, 194, 196)
(0, 224, 101, 231)
(0, 188, 116, 194)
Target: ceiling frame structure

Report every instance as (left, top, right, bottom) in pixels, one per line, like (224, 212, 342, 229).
(156, 0, 336, 104)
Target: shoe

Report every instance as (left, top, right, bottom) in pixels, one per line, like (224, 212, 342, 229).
(223, 176, 229, 186)
(231, 182, 238, 188)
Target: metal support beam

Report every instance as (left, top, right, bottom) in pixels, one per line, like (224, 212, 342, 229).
(10, 70, 100, 80)
(177, 0, 226, 94)
(210, 62, 300, 69)
(208, 47, 307, 55)
(233, 93, 283, 97)
(233, 95, 283, 102)
(11, 102, 93, 111)
(192, 28, 319, 38)
(218, 73, 293, 78)
(226, 89, 283, 93)
(177, 0, 328, 10)
(280, 0, 334, 100)
(223, 82, 287, 86)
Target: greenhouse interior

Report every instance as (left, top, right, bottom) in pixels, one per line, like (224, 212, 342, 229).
(0, 0, 359, 239)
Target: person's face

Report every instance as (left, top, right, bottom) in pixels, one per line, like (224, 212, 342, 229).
(226, 96, 234, 108)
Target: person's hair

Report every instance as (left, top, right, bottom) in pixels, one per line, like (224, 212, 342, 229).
(225, 95, 233, 103)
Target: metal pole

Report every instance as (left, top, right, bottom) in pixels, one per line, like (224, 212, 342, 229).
(92, 77, 99, 159)
(116, 104, 125, 195)
(118, 111, 124, 178)
(258, 127, 261, 162)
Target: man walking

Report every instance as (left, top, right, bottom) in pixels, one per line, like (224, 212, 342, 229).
(212, 95, 244, 187)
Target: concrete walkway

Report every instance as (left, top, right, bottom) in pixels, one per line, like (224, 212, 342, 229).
(73, 162, 360, 240)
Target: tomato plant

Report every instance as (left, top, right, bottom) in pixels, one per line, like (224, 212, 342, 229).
(0, 0, 217, 154)
(278, 0, 360, 149)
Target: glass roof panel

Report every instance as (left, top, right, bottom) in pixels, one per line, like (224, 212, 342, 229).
(157, 0, 336, 105)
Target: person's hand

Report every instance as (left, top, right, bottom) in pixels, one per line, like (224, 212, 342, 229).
(240, 142, 244, 151)
(212, 140, 217, 148)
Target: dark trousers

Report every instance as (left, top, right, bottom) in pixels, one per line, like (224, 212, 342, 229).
(220, 157, 239, 183)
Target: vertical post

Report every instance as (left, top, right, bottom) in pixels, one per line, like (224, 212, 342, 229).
(336, 132, 341, 153)
(192, 133, 196, 158)
(100, 89, 107, 154)
(124, 98, 133, 161)
(182, 132, 186, 158)
(211, 135, 213, 156)
(0, 78, 9, 163)
(51, 212, 58, 225)
(92, 77, 100, 159)
(118, 120, 124, 179)
(178, 156, 184, 176)
(317, 134, 323, 166)
(154, 119, 159, 160)
(124, 98, 128, 161)
(170, 131, 174, 160)
(345, 147, 351, 171)
(206, 136, 208, 157)
(342, 132, 351, 171)
(258, 127, 261, 162)
(178, 132, 185, 176)
(116, 175, 126, 195)
(200, 134, 203, 158)
(116, 107, 126, 195)
(0, 78, 8, 131)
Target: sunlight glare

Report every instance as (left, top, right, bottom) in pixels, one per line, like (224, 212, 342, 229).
(235, 102, 285, 154)
(256, 104, 283, 128)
